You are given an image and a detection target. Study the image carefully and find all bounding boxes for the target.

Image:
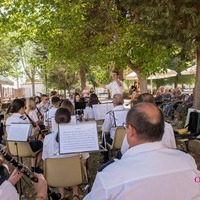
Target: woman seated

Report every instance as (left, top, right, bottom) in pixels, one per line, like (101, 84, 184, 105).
(83, 93, 100, 121)
(42, 107, 89, 200)
(6, 99, 43, 173)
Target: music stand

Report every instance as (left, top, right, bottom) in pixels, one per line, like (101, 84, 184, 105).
(1, 103, 10, 110)
(58, 121, 107, 155)
(75, 102, 86, 116)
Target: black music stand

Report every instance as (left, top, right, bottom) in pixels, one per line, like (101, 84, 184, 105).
(75, 102, 86, 116)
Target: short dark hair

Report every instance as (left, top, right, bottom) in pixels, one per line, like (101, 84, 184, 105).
(112, 70, 119, 75)
(55, 107, 71, 142)
(51, 96, 60, 105)
(137, 93, 155, 104)
(10, 99, 25, 113)
(55, 107, 71, 124)
(61, 100, 74, 114)
(126, 103, 164, 142)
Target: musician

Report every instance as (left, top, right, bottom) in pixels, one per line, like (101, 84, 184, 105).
(43, 96, 60, 127)
(42, 107, 89, 199)
(26, 97, 41, 125)
(0, 165, 47, 200)
(84, 103, 200, 200)
(6, 99, 43, 173)
(36, 94, 49, 116)
(83, 93, 100, 121)
(121, 93, 176, 155)
(60, 99, 74, 115)
(101, 93, 126, 163)
(96, 69, 123, 98)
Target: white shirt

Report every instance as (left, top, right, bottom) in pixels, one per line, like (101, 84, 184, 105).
(28, 109, 39, 122)
(44, 107, 58, 127)
(106, 80, 123, 98)
(0, 180, 19, 200)
(121, 121, 176, 154)
(102, 105, 126, 139)
(6, 113, 29, 134)
(83, 107, 94, 120)
(84, 142, 200, 200)
(37, 102, 49, 116)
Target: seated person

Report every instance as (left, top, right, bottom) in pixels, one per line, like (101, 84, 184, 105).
(84, 103, 200, 200)
(83, 93, 100, 121)
(0, 162, 47, 200)
(6, 99, 43, 173)
(44, 96, 60, 128)
(42, 107, 89, 200)
(101, 94, 127, 162)
(121, 93, 176, 155)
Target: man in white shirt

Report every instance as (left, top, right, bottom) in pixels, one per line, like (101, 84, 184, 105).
(84, 103, 200, 200)
(101, 94, 127, 162)
(121, 93, 176, 155)
(96, 70, 123, 98)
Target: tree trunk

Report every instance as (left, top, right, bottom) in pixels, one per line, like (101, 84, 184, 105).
(80, 66, 86, 91)
(137, 74, 148, 93)
(64, 89, 67, 98)
(31, 78, 35, 96)
(128, 61, 148, 94)
(193, 49, 200, 109)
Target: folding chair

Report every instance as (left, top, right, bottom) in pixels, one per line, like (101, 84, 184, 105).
(6, 141, 42, 195)
(43, 155, 89, 196)
(7, 141, 41, 161)
(107, 127, 126, 158)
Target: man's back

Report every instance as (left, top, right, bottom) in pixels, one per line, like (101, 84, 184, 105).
(85, 142, 200, 200)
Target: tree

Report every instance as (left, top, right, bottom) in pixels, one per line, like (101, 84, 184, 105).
(123, 0, 200, 108)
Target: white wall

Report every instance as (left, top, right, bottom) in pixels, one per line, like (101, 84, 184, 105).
(21, 82, 45, 97)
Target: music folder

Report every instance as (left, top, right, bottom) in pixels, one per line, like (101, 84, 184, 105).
(7, 123, 31, 142)
(58, 121, 102, 154)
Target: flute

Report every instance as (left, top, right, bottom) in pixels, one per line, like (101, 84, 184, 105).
(0, 145, 61, 200)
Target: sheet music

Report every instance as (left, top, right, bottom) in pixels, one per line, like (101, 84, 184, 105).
(59, 121, 99, 154)
(93, 103, 114, 120)
(7, 123, 31, 142)
(113, 110, 129, 126)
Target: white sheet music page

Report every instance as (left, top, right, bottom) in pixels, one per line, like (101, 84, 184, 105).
(93, 103, 114, 120)
(7, 123, 31, 142)
(59, 121, 99, 154)
(113, 110, 129, 126)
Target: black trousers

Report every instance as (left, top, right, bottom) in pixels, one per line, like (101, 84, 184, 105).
(29, 140, 43, 152)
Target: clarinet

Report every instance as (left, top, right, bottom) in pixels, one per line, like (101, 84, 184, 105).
(24, 112, 45, 140)
(0, 145, 61, 200)
(36, 107, 44, 121)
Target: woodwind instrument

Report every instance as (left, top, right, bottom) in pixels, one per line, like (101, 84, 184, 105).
(24, 112, 47, 140)
(0, 145, 61, 200)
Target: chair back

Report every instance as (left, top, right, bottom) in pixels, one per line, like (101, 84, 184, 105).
(96, 119, 104, 133)
(7, 141, 36, 157)
(112, 127, 126, 150)
(44, 155, 87, 188)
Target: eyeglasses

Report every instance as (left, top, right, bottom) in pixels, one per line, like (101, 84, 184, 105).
(123, 123, 137, 132)
(123, 123, 128, 130)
